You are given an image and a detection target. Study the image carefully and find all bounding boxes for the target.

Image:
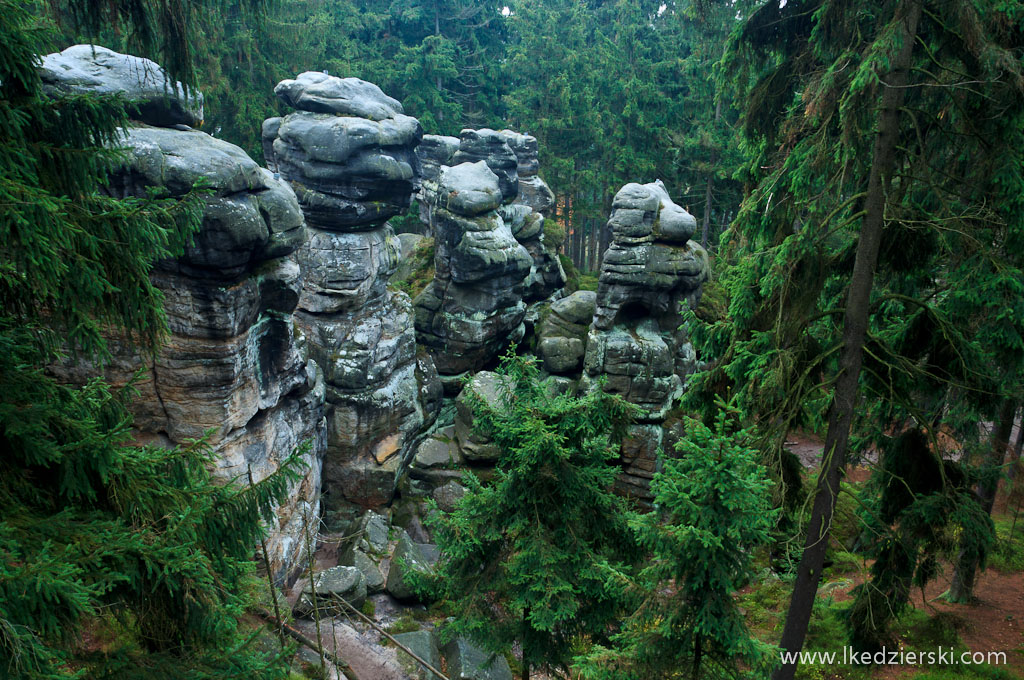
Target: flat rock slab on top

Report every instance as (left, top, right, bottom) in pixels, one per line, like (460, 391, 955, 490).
(40, 45, 203, 127)
(275, 71, 404, 119)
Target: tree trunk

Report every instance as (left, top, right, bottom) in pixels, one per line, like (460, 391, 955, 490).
(949, 398, 1018, 601)
(702, 98, 722, 249)
(1008, 408, 1023, 482)
(772, 4, 921, 679)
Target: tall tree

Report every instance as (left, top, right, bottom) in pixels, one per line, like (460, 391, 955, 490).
(1, 1, 303, 676)
(421, 353, 639, 680)
(683, 0, 1024, 675)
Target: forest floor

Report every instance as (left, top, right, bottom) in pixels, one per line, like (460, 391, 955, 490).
(761, 427, 1024, 680)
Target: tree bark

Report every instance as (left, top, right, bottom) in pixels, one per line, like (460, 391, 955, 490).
(949, 398, 1018, 601)
(702, 98, 722, 249)
(772, 4, 921, 679)
(1008, 407, 1023, 482)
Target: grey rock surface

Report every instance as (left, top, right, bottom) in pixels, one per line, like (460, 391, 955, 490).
(266, 74, 422, 231)
(581, 181, 709, 499)
(295, 565, 368, 616)
(393, 630, 442, 680)
(275, 71, 404, 120)
(453, 372, 510, 462)
(52, 93, 327, 584)
(40, 45, 203, 127)
(451, 129, 519, 203)
(537, 291, 597, 374)
(443, 637, 513, 680)
(385, 532, 439, 602)
(414, 165, 532, 377)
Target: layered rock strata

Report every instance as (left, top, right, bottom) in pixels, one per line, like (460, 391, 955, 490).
(264, 73, 441, 527)
(582, 181, 709, 498)
(413, 162, 532, 383)
(414, 134, 459, 233)
(44, 47, 327, 583)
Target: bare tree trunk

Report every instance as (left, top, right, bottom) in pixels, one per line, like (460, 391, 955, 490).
(772, 4, 921, 678)
(702, 98, 722, 249)
(950, 398, 1018, 601)
(1008, 407, 1023, 482)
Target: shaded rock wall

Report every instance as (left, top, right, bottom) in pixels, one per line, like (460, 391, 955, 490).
(44, 47, 327, 583)
(264, 73, 441, 528)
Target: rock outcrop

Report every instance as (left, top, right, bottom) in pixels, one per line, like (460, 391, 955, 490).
(265, 74, 441, 528)
(414, 134, 459, 233)
(263, 72, 422, 231)
(40, 45, 203, 127)
(536, 291, 597, 374)
(44, 47, 326, 584)
(413, 162, 532, 384)
(582, 181, 709, 498)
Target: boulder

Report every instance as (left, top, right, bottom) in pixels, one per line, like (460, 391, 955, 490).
(40, 45, 203, 127)
(581, 181, 709, 499)
(295, 565, 368, 616)
(340, 547, 386, 594)
(42, 72, 328, 584)
(454, 372, 510, 462)
(443, 637, 513, 680)
(385, 532, 439, 602)
(269, 74, 441, 522)
(393, 630, 443, 680)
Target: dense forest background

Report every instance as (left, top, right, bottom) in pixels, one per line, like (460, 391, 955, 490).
(50, 0, 744, 272)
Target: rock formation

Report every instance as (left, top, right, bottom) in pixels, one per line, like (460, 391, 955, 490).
(264, 73, 441, 528)
(414, 134, 459, 232)
(43, 46, 326, 584)
(413, 162, 533, 385)
(536, 291, 597, 375)
(40, 45, 203, 127)
(582, 181, 709, 498)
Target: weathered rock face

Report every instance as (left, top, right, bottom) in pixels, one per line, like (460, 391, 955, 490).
(582, 181, 709, 498)
(45, 47, 327, 584)
(265, 74, 441, 527)
(40, 45, 203, 127)
(414, 162, 532, 381)
(263, 72, 422, 232)
(495, 130, 564, 301)
(451, 128, 519, 203)
(415, 134, 460, 233)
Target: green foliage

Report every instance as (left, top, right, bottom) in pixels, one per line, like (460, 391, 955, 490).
(844, 430, 994, 652)
(1, 1, 302, 677)
(577, 401, 776, 679)
(392, 237, 436, 300)
(421, 352, 639, 677)
(542, 217, 565, 251)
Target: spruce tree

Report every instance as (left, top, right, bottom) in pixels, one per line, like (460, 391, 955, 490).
(1, 1, 303, 676)
(577, 402, 775, 680)
(421, 352, 639, 680)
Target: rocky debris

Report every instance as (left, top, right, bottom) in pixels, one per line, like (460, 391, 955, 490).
(453, 372, 510, 463)
(443, 637, 513, 680)
(265, 73, 422, 231)
(392, 630, 442, 680)
(582, 181, 709, 499)
(432, 480, 466, 512)
(414, 163, 532, 379)
(385, 532, 440, 602)
(295, 565, 368, 616)
(40, 45, 203, 127)
(267, 74, 441, 527)
(43, 51, 327, 584)
(537, 290, 597, 374)
(451, 129, 518, 203)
